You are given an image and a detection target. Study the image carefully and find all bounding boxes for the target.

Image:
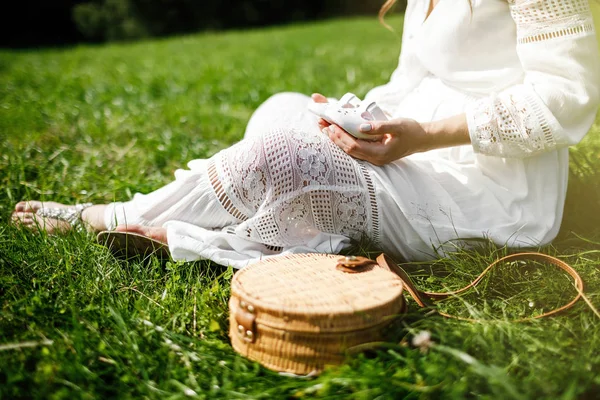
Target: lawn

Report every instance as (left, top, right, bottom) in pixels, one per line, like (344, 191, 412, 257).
(1, 16, 600, 399)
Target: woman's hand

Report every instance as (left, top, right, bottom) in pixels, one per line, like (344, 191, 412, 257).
(325, 114, 470, 166)
(311, 93, 328, 103)
(311, 93, 333, 131)
(325, 119, 429, 166)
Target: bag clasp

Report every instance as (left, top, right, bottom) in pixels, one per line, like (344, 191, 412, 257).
(336, 255, 376, 273)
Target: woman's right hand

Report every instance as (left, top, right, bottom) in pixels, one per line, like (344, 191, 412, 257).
(311, 93, 331, 130)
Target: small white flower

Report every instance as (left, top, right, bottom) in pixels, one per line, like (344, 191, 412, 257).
(412, 330, 435, 353)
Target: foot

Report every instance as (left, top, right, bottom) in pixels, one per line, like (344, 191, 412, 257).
(98, 225, 170, 259)
(115, 224, 168, 244)
(12, 201, 106, 233)
(12, 201, 76, 233)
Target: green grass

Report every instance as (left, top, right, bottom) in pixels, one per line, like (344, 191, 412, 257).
(1, 16, 600, 399)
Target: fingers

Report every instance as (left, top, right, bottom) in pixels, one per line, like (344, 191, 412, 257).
(311, 93, 328, 103)
(318, 118, 331, 130)
(358, 120, 394, 136)
(312, 94, 330, 130)
(324, 125, 355, 153)
(325, 125, 391, 166)
(324, 125, 386, 164)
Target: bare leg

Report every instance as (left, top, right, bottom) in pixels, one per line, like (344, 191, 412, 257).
(12, 200, 169, 245)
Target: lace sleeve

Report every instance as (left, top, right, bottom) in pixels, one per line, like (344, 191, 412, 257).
(465, 0, 600, 158)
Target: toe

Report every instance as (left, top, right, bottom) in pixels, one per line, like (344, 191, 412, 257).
(12, 211, 28, 222)
(11, 211, 36, 228)
(15, 201, 28, 212)
(15, 201, 41, 212)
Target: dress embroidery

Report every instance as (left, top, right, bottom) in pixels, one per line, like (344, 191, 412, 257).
(209, 128, 381, 247)
(509, 0, 595, 44)
(469, 91, 556, 157)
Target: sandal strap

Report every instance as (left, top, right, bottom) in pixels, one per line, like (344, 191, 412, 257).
(36, 203, 94, 232)
(338, 92, 361, 108)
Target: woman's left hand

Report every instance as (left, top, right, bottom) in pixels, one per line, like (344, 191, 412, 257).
(325, 118, 432, 166)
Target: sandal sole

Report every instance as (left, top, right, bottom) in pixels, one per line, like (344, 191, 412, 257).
(97, 231, 171, 260)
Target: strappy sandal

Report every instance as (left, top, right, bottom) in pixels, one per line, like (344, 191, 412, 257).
(35, 203, 94, 232)
(97, 231, 171, 260)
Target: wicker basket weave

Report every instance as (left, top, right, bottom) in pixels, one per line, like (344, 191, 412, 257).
(229, 251, 586, 374)
(229, 253, 406, 375)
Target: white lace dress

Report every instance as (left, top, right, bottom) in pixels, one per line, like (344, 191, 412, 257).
(105, 0, 600, 269)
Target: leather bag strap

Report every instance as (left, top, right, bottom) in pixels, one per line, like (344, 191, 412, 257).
(375, 252, 585, 322)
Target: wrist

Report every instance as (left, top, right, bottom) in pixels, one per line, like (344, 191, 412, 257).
(420, 114, 470, 152)
(420, 121, 438, 152)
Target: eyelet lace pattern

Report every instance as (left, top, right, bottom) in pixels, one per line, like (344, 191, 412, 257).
(509, 0, 594, 44)
(468, 90, 558, 157)
(467, 0, 596, 158)
(207, 128, 381, 248)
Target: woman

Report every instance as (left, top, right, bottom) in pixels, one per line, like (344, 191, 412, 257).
(13, 0, 600, 269)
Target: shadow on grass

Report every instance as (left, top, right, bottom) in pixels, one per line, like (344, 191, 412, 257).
(556, 139, 600, 247)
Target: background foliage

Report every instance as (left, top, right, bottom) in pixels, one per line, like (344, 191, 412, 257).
(1, 0, 408, 47)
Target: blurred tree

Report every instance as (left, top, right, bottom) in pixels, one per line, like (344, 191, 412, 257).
(0, 0, 87, 47)
(0, 0, 406, 47)
(72, 0, 406, 42)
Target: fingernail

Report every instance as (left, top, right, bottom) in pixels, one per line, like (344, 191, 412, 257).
(327, 126, 336, 134)
(360, 123, 372, 132)
(321, 128, 329, 135)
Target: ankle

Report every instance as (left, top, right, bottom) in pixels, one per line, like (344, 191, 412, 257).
(82, 205, 108, 232)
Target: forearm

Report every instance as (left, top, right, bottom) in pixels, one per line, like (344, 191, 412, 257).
(334, 113, 473, 165)
(420, 113, 471, 152)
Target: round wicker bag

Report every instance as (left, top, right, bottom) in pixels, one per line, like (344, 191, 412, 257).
(229, 253, 406, 375)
